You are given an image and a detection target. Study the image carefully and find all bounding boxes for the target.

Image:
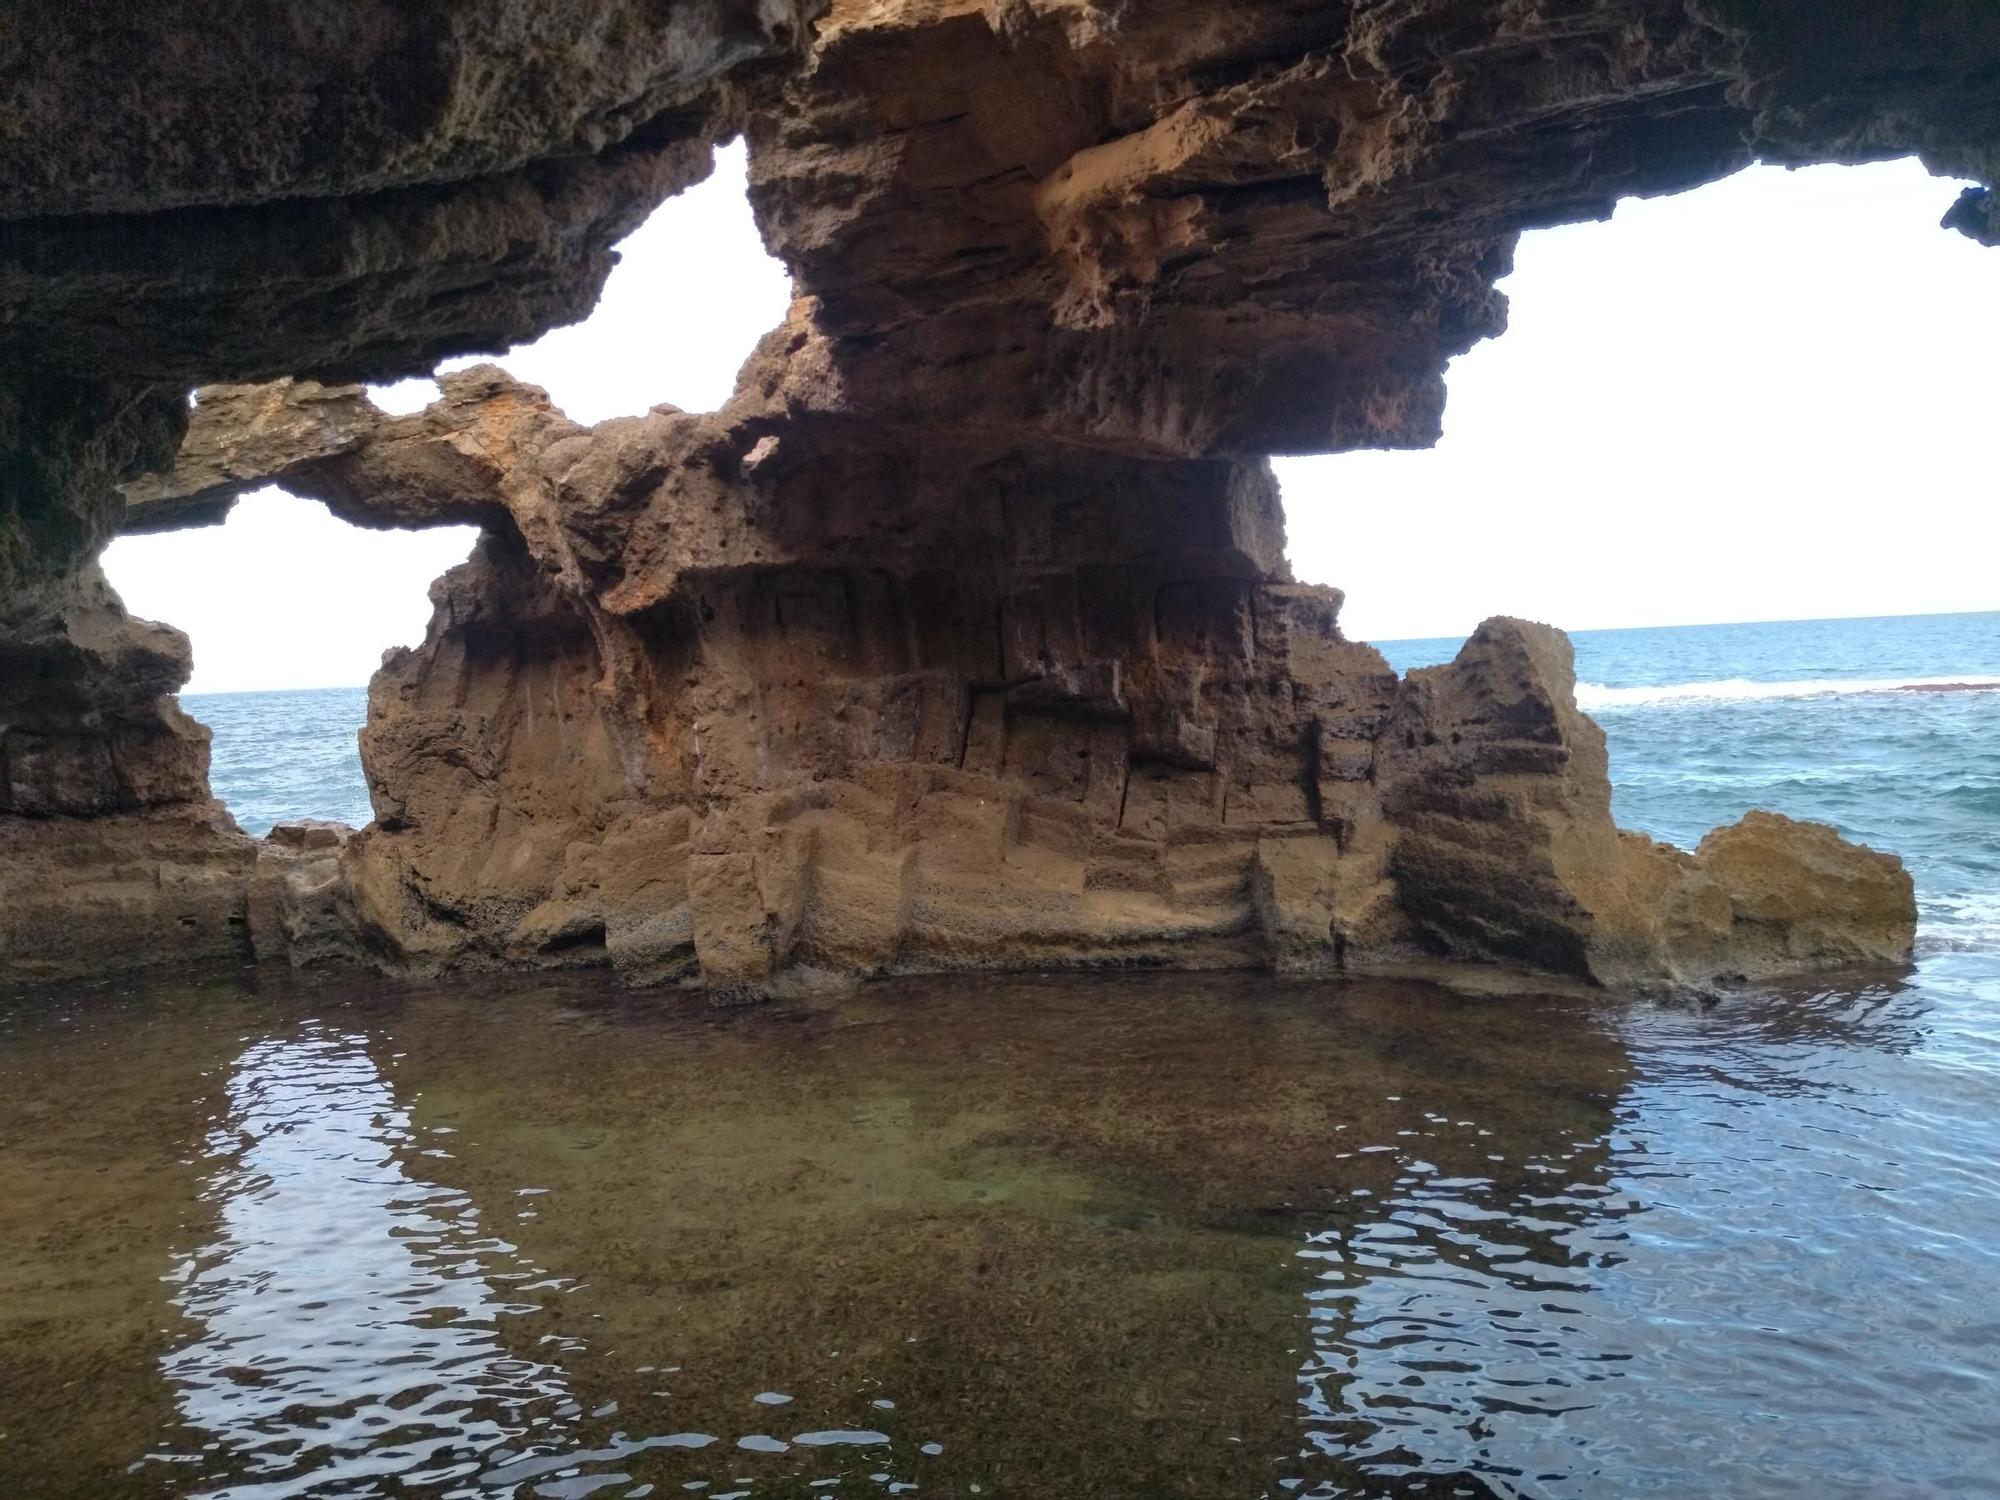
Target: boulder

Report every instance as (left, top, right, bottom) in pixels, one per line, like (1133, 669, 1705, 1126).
(1696, 811, 1917, 976)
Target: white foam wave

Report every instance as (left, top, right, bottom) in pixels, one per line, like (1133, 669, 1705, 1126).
(1575, 674, 2000, 710)
(1917, 891, 2000, 955)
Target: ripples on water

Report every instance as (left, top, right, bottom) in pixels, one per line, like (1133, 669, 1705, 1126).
(1299, 977, 2000, 1497)
(3, 959, 1998, 1499)
(165, 1027, 585, 1496)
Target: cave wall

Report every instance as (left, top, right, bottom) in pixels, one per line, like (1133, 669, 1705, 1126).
(7, 0, 1991, 986)
(0, 0, 819, 976)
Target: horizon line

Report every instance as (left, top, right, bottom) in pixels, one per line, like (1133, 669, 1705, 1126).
(1363, 603, 2000, 645)
(181, 603, 2000, 696)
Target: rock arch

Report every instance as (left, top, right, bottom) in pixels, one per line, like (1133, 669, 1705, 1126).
(7, 0, 1987, 986)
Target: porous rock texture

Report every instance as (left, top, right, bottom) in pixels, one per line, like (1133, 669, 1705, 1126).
(95, 361, 1916, 992)
(1, 0, 819, 976)
(8, 0, 1985, 987)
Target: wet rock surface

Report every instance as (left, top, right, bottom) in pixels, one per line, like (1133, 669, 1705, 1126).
(3, 0, 1981, 987)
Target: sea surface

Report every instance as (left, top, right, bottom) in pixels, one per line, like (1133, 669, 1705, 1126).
(185, 685, 373, 835)
(2, 610, 1995, 1499)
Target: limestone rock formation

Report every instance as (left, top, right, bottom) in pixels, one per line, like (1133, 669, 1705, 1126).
(747, 0, 2000, 456)
(1693, 810, 1919, 976)
(1382, 620, 1916, 987)
(0, 565, 261, 976)
(77, 367, 1916, 992)
(3, 0, 1984, 988)
(0, 805, 255, 979)
(5, 0, 818, 601)
(0, 2, 817, 979)
(3, 2, 822, 389)
(249, 823, 371, 971)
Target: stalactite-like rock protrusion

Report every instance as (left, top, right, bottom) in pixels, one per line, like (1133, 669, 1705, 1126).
(7, 0, 1986, 987)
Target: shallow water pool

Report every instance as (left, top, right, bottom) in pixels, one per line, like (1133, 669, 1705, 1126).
(3, 959, 1997, 1499)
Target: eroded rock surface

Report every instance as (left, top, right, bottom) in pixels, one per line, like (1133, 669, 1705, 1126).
(92, 366, 1915, 991)
(3, 2, 821, 388)
(0, 565, 261, 975)
(0, 2, 818, 977)
(1382, 620, 1916, 987)
(4, 0, 1981, 986)
(0, 804, 255, 978)
(748, 0, 2000, 456)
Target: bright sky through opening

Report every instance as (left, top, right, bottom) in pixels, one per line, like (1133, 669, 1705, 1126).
(103, 148, 1999, 692)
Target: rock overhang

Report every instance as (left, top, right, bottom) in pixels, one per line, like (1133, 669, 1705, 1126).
(5, 0, 1988, 990)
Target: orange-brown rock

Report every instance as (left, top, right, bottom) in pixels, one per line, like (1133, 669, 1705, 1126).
(205, 366, 1406, 983)
(1, 2, 820, 980)
(0, 561, 264, 974)
(1693, 810, 1918, 977)
(0, 804, 255, 978)
(1, 0, 1981, 987)
(1382, 619, 1914, 987)
(748, 1, 2000, 456)
(3, 0, 819, 624)
(92, 368, 1914, 992)
(247, 822, 371, 971)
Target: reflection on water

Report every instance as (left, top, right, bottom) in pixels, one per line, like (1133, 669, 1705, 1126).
(161, 1026, 582, 1495)
(1298, 1120, 1632, 1496)
(2, 960, 1998, 1499)
(150, 1025, 949, 1498)
(1296, 978, 2000, 1498)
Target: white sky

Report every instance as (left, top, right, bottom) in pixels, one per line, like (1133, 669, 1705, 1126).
(1289, 157, 2000, 642)
(104, 148, 1998, 692)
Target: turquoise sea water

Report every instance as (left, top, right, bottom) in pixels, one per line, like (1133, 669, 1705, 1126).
(184, 685, 373, 835)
